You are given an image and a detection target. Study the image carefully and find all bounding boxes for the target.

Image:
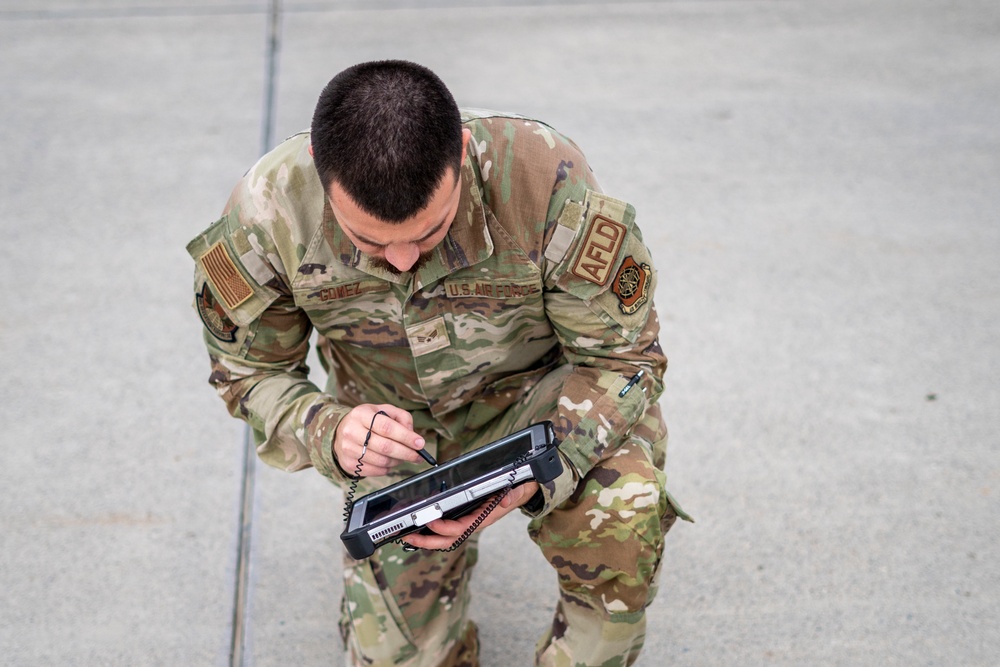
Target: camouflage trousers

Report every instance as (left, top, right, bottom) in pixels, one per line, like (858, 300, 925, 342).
(338, 369, 681, 667)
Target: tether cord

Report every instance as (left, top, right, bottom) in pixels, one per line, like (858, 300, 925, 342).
(344, 414, 526, 555)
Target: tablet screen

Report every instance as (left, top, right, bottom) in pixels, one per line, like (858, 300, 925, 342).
(361, 431, 533, 523)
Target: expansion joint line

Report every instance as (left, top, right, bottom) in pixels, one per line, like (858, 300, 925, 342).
(231, 2, 282, 666)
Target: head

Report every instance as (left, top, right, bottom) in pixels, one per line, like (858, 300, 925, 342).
(310, 60, 470, 273)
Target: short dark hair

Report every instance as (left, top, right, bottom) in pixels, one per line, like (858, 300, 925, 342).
(310, 60, 463, 223)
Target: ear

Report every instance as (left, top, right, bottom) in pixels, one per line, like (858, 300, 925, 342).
(460, 128, 472, 163)
(308, 142, 314, 157)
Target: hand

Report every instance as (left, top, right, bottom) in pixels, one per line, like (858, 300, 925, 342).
(400, 481, 540, 551)
(333, 404, 427, 477)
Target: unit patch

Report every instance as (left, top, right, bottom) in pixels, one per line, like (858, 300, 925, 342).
(570, 215, 626, 286)
(406, 316, 451, 357)
(200, 241, 253, 309)
(196, 283, 239, 342)
(612, 256, 651, 314)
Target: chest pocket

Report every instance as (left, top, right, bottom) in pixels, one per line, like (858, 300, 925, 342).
(442, 276, 543, 316)
(293, 279, 406, 348)
(441, 268, 552, 378)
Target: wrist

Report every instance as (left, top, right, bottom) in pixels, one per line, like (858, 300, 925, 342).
(522, 488, 544, 513)
(304, 400, 352, 482)
(520, 452, 579, 518)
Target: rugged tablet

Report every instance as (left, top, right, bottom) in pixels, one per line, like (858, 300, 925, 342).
(341, 421, 562, 560)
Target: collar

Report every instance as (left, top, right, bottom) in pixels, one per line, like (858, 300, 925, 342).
(323, 152, 494, 292)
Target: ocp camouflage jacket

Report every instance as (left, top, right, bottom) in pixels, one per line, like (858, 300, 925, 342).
(188, 110, 667, 511)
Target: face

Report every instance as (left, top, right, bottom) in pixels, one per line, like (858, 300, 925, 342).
(326, 129, 471, 275)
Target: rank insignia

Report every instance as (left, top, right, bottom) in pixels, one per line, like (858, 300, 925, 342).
(611, 256, 651, 314)
(406, 316, 451, 356)
(197, 283, 239, 342)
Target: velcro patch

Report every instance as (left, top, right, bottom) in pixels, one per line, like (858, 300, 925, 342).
(307, 281, 390, 302)
(570, 215, 626, 286)
(196, 283, 239, 342)
(444, 278, 540, 299)
(406, 316, 451, 357)
(612, 256, 651, 314)
(201, 241, 253, 309)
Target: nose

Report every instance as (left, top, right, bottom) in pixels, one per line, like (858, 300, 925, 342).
(384, 242, 420, 272)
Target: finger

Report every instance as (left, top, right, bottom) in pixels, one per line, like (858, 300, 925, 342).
(423, 516, 478, 536)
(338, 449, 390, 478)
(374, 404, 414, 431)
(362, 432, 426, 465)
(354, 463, 391, 478)
(338, 406, 423, 468)
(423, 496, 501, 536)
(369, 407, 424, 452)
(400, 532, 459, 551)
(500, 481, 539, 508)
(499, 485, 523, 508)
(349, 446, 396, 471)
(401, 494, 522, 549)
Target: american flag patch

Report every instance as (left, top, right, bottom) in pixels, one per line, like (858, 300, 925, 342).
(200, 241, 253, 309)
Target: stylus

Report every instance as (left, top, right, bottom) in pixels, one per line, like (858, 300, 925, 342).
(619, 370, 645, 397)
(418, 448, 438, 466)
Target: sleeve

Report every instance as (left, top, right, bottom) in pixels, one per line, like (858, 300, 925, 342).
(543, 189, 666, 472)
(524, 152, 668, 515)
(187, 202, 350, 481)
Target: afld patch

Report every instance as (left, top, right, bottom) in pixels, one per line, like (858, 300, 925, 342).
(197, 283, 239, 342)
(570, 215, 627, 286)
(611, 256, 651, 314)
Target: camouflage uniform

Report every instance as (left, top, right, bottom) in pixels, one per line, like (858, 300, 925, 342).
(188, 110, 691, 667)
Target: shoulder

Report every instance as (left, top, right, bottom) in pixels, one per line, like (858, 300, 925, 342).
(213, 133, 325, 282)
(231, 131, 325, 241)
(462, 109, 600, 235)
(461, 108, 588, 170)
(186, 132, 325, 317)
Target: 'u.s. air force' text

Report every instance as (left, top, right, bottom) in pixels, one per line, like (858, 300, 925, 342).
(445, 280, 540, 299)
(309, 280, 538, 302)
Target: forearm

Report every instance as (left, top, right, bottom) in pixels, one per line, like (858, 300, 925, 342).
(492, 304, 664, 519)
(542, 279, 666, 466)
(529, 180, 668, 510)
(207, 346, 351, 480)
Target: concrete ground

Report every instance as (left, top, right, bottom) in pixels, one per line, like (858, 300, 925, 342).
(1, 0, 998, 665)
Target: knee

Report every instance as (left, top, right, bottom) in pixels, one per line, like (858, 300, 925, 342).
(534, 447, 673, 615)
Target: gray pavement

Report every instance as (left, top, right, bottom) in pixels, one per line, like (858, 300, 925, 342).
(1, 1, 998, 665)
